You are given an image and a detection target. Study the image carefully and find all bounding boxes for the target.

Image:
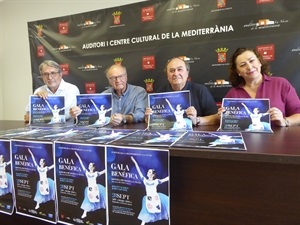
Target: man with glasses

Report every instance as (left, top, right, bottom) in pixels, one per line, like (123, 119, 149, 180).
(70, 64, 147, 126)
(24, 60, 80, 122)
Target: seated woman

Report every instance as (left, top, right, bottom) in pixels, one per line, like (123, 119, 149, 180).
(218, 47, 300, 127)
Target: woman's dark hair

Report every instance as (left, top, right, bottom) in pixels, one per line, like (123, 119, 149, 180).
(229, 48, 270, 87)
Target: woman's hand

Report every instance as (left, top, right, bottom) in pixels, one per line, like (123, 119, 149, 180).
(268, 107, 285, 126)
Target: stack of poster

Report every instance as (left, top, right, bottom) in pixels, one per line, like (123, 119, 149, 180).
(13, 127, 88, 142)
(0, 140, 14, 215)
(11, 139, 57, 223)
(110, 129, 186, 147)
(60, 128, 137, 144)
(147, 91, 193, 131)
(0, 127, 43, 139)
(75, 93, 112, 127)
(218, 98, 273, 133)
(171, 131, 247, 151)
(54, 141, 106, 225)
(106, 145, 170, 225)
(0, 127, 47, 216)
(29, 95, 66, 126)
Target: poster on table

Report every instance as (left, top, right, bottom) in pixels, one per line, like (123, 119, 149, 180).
(16, 127, 87, 142)
(76, 93, 112, 127)
(55, 141, 107, 225)
(60, 128, 137, 145)
(219, 98, 273, 133)
(171, 131, 247, 151)
(0, 127, 44, 139)
(0, 140, 14, 215)
(11, 139, 57, 223)
(106, 145, 170, 225)
(147, 91, 192, 131)
(110, 129, 186, 147)
(29, 95, 66, 126)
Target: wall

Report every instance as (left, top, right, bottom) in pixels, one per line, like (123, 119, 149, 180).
(0, 0, 145, 120)
(0, 3, 3, 119)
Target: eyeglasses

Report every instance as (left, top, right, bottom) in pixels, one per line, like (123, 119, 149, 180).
(41, 71, 60, 77)
(108, 73, 126, 81)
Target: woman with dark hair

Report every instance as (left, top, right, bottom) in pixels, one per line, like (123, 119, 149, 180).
(219, 47, 300, 127)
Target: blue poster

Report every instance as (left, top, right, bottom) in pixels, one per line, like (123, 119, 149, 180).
(60, 128, 137, 145)
(76, 93, 112, 127)
(171, 131, 247, 151)
(11, 139, 57, 223)
(0, 127, 43, 139)
(148, 91, 192, 131)
(219, 98, 273, 133)
(55, 141, 106, 225)
(0, 139, 14, 215)
(110, 130, 186, 147)
(106, 145, 170, 225)
(16, 127, 87, 142)
(30, 95, 66, 125)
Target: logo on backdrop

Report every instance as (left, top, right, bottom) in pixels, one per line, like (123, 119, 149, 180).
(111, 11, 125, 28)
(141, 6, 155, 22)
(217, 0, 226, 8)
(78, 63, 101, 72)
(211, 0, 232, 12)
(216, 47, 229, 63)
(144, 78, 155, 93)
(114, 58, 123, 65)
(77, 19, 101, 29)
(85, 82, 96, 94)
(178, 55, 198, 64)
(167, 4, 198, 13)
(52, 44, 76, 53)
(256, 0, 274, 4)
(36, 25, 43, 37)
(60, 64, 69, 76)
(243, 18, 288, 30)
(142, 56, 155, 70)
(59, 22, 69, 34)
(256, 44, 275, 61)
(37, 45, 45, 57)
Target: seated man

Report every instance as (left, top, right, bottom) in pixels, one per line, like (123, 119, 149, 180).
(70, 64, 147, 126)
(24, 60, 80, 122)
(145, 57, 219, 126)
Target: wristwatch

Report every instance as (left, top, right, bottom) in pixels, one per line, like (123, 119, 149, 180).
(284, 117, 290, 127)
(122, 115, 127, 124)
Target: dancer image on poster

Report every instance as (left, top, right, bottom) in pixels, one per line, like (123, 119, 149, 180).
(43, 129, 78, 138)
(90, 100, 112, 126)
(28, 149, 55, 210)
(165, 98, 192, 130)
(75, 151, 106, 219)
(3, 128, 41, 137)
(0, 155, 13, 196)
(209, 133, 243, 147)
(87, 130, 122, 142)
(142, 132, 176, 145)
(131, 156, 169, 225)
(45, 99, 65, 123)
(241, 102, 270, 131)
